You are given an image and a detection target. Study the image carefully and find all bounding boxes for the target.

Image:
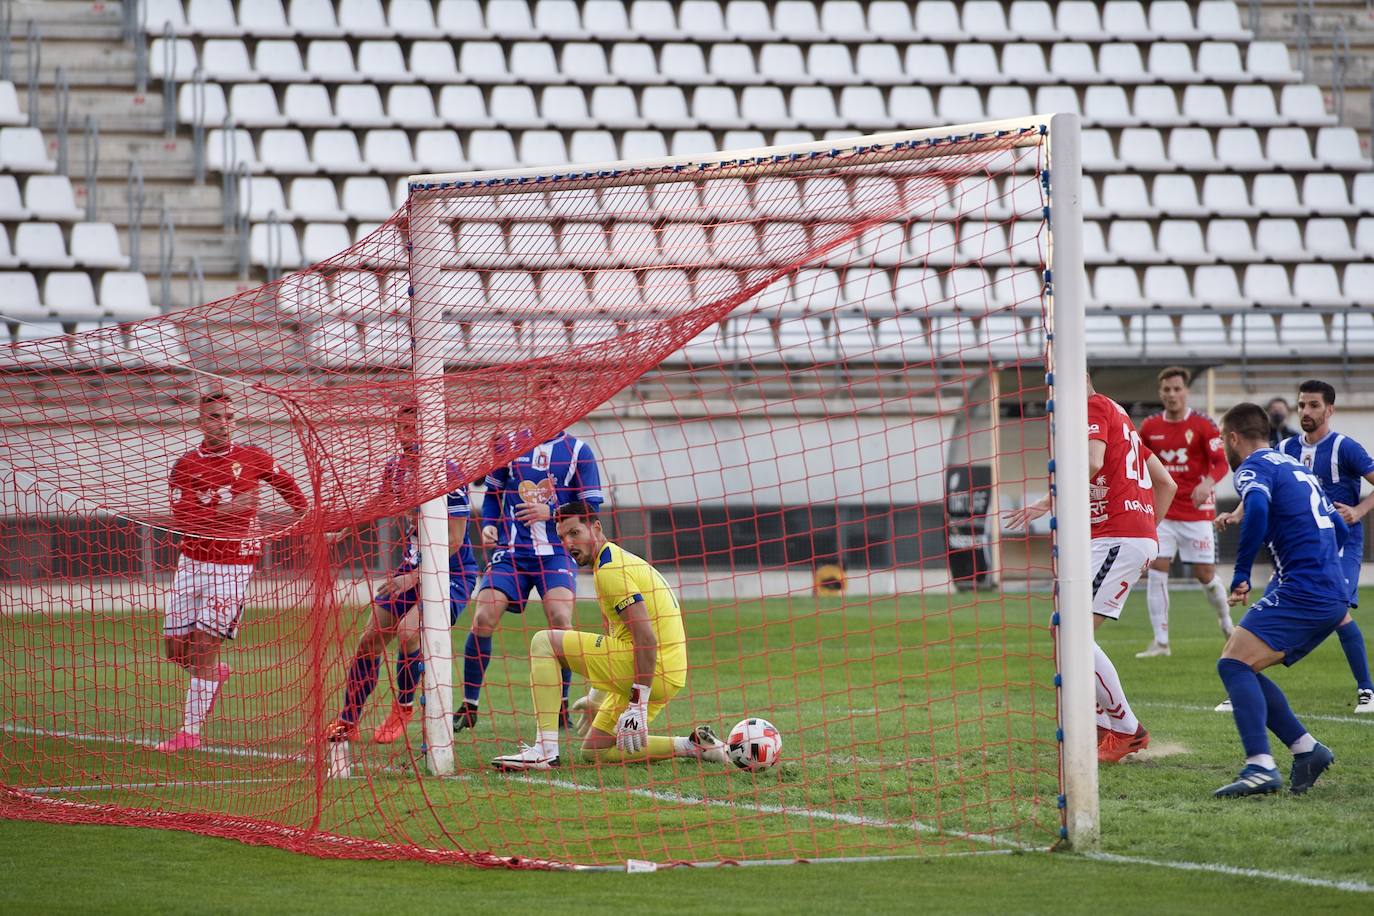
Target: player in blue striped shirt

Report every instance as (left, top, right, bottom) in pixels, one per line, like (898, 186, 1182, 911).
(1213, 403, 1348, 797)
(1277, 380, 1374, 714)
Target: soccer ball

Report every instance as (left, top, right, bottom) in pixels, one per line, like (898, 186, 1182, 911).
(727, 717, 782, 772)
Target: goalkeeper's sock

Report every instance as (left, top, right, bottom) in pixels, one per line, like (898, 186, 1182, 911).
(1218, 657, 1270, 759)
(394, 647, 423, 708)
(529, 630, 563, 736)
(342, 653, 380, 725)
(1336, 620, 1374, 691)
(463, 632, 493, 706)
(591, 736, 682, 764)
(1145, 569, 1170, 645)
(181, 676, 219, 736)
(561, 666, 572, 703)
(1092, 643, 1139, 733)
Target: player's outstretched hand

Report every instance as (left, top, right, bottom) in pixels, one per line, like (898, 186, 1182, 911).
(1227, 581, 1250, 608)
(514, 501, 552, 524)
(615, 685, 650, 754)
(225, 486, 260, 516)
(1002, 495, 1051, 531)
(481, 525, 499, 548)
(1334, 502, 1359, 525)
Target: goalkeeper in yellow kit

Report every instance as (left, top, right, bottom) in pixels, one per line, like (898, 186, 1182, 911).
(492, 501, 728, 770)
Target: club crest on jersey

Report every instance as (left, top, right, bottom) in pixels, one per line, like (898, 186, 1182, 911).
(518, 476, 556, 505)
(231, 461, 243, 480)
(1234, 468, 1258, 493)
(1184, 429, 1194, 444)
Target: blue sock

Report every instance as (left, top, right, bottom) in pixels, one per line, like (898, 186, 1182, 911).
(463, 632, 492, 706)
(342, 653, 380, 725)
(395, 647, 423, 708)
(1255, 673, 1306, 747)
(1336, 620, 1374, 691)
(1217, 657, 1270, 758)
(561, 666, 572, 705)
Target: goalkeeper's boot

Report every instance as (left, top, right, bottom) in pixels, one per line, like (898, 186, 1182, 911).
(1354, 689, 1374, 714)
(1214, 764, 1281, 798)
(325, 718, 359, 744)
(491, 743, 559, 772)
(1134, 641, 1171, 659)
(154, 730, 202, 753)
(1214, 698, 1233, 713)
(687, 725, 730, 764)
(372, 703, 413, 744)
(1097, 724, 1149, 763)
(1289, 742, 1335, 796)
(204, 662, 233, 719)
(452, 701, 479, 732)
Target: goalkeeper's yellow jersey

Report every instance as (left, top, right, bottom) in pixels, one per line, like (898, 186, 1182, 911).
(592, 541, 688, 687)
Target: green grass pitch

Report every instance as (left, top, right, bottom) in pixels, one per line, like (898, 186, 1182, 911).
(3, 587, 1373, 911)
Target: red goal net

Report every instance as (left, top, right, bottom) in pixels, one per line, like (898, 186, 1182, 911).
(1, 125, 1065, 868)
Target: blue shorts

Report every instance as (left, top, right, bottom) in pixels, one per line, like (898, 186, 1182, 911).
(475, 549, 577, 611)
(374, 563, 477, 627)
(1239, 591, 1348, 666)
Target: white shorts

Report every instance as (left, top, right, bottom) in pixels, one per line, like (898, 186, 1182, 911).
(164, 557, 254, 639)
(1156, 519, 1217, 565)
(1090, 537, 1158, 621)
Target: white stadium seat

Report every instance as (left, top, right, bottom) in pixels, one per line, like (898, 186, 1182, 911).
(187, 0, 238, 36)
(283, 84, 338, 127)
(71, 223, 131, 269)
(409, 42, 461, 82)
(98, 272, 157, 320)
(14, 223, 74, 268)
(201, 39, 257, 82)
(24, 175, 83, 221)
(254, 39, 307, 81)
(260, 129, 318, 174)
(42, 271, 99, 318)
(288, 0, 343, 36)
(337, 85, 390, 128)
(230, 84, 288, 127)
(250, 222, 302, 268)
(148, 38, 198, 81)
(305, 40, 359, 81)
(288, 177, 343, 222)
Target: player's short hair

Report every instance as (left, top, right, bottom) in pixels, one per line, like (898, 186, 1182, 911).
(1298, 379, 1336, 406)
(1157, 366, 1190, 386)
(199, 391, 231, 406)
(1220, 402, 1270, 443)
(556, 501, 599, 526)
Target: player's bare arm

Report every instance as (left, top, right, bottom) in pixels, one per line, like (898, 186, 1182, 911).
(1332, 469, 1374, 525)
(1145, 452, 1177, 522)
(1002, 439, 1106, 529)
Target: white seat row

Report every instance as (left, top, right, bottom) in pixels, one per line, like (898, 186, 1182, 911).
(1082, 126, 1365, 171)
(1085, 311, 1374, 358)
(0, 128, 56, 173)
(0, 271, 156, 321)
(1082, 172, 1374, 219)
(0, 82, 25, 126)
(142, 0, 1250, 45)
(1085, 218, 1374, 264)
(0, 175, 86, 221)
(188, 79, 1333, 135)
(152, 37, 1297, 88)
(1091, 263, 1374, 308)
(0, 223, 129, 270)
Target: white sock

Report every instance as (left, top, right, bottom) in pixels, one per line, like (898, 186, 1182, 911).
(672, 736, 693, 757)
(1095, 706, 1111, 731)
(1202, 576, 1231, 618)
(182, 677, 219, 736)
(537, 729, 559, 759)
(1093, 643, 1140, 734)
(1246, 753, 1277, 770)
(1146, 569, 1170, 644)
(1289, 733, 1316, 755)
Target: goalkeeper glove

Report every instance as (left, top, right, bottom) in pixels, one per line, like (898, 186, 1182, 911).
(614, 684, 650, 754)
(570, 687, 605, 738)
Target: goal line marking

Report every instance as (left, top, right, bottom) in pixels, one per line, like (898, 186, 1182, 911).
(1085, 852, 1373, 894)
(1136, 701, 1374, 728)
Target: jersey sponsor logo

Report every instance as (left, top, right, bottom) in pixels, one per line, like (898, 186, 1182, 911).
(171, 487, 183, 503)
(1158, 447, 1189, 466)
(1209, 436, 1222, 451)
(613, 593, 643, 614)
(518, 476, 556, 505)
(1087, 423, 1100, 434)
(1122, 499, 1154, 514)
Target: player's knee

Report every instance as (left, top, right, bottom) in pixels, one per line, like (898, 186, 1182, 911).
(530, 629, 554, 659)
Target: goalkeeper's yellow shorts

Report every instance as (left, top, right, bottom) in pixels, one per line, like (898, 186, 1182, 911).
(558, 630, 684, 735)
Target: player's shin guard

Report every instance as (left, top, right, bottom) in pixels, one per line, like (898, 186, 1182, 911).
(1335, 620, 1374, 691)
(342, 653, 381, 725)
(394, 647, 423, 708)
(463, 632, 492, 706)
(1255, 673, 1306, 747)
(1218, 657, 1270, 758)
(1146, 569, 1170, 645)
(1092, 643, 1140, 733)
(529, 630, 563, 738)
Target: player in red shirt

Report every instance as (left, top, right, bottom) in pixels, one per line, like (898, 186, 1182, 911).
(1006, 378, 1177, 763)
(156, 392, 308, 753)
(1136, 367, 1235, 659)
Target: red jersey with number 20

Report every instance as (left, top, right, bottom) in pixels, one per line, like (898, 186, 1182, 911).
(1087, 393, 1158, 541)
(1138, 409, 1228, 523)
(170, 443, 307, 565)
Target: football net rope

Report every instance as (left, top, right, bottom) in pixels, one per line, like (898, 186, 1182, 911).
(0, 117, 1087, 868)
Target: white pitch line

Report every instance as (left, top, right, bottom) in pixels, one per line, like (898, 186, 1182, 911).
(1137, 701, 1374, 727)
(488, 771, 1032, 850)
(1, 722, 306, 762)
(21, 777, 303, 795)
(1085, 852, 1374, 894)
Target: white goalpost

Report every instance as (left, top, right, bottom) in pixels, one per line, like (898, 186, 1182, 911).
(402, 114, 1096, 847)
